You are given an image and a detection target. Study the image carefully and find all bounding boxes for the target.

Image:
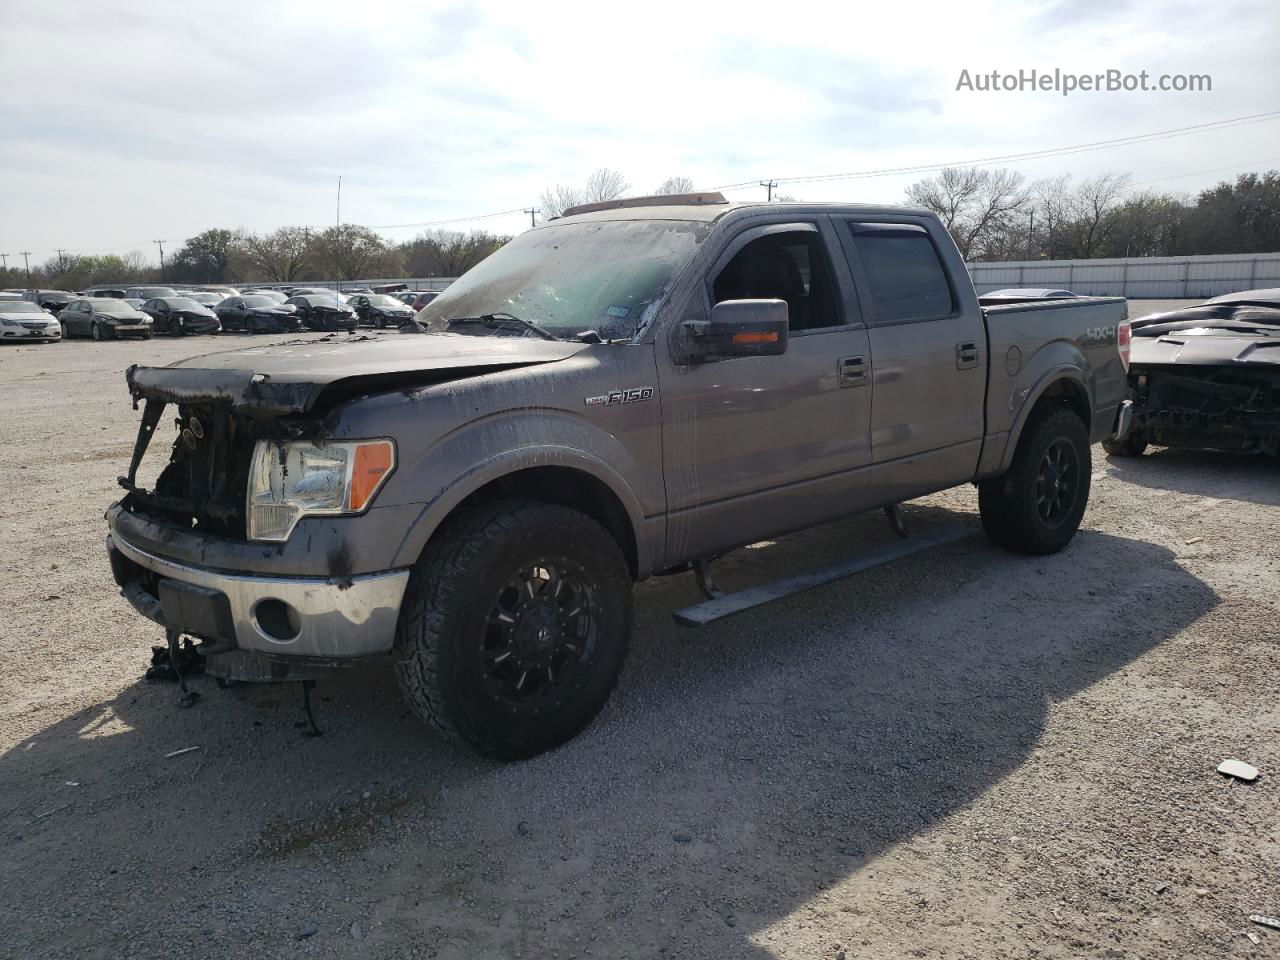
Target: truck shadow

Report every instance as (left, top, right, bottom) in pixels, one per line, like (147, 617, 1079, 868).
(1, 504, 1219, 958)
(1104, 446, 1280, 505)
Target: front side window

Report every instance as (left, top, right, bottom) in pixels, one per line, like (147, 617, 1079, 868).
(847, 222, 954, 324)
(712, 229, 840, 331)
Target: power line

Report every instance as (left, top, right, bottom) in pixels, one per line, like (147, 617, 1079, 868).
(714, 111, 1280, 191)
(759, 180, 777, 201)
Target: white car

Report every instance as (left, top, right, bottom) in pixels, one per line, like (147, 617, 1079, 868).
(0, 301, 61, 342)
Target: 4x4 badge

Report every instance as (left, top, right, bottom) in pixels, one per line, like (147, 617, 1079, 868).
(585, 387, 655, 406)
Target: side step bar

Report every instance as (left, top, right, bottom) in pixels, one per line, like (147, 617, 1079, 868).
(671, 524, 974, 628)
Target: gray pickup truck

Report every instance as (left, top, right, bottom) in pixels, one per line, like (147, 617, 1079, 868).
(107, 194, 1130, 758)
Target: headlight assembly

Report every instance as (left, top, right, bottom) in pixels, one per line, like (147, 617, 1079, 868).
(246, 439, 395, 542)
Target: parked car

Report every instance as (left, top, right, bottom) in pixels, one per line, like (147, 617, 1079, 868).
(243, 289, 288, 304)
(341, 287, 375, 296)
(288, 287, 339, 297)
(978, 288, 1078, 305)
(348, 293, 415, 328)
(141, 297, 221, 336)
(107, 195, 1130, 760)
(1105, 287, 1280, 457)
(194, 285, 240, 298)
(214, 295, 301, 333)
(286, 294, 358, 331)
(410, 291, 440, 311)
(23, 289, 77, 312)
(124, 286, 178, 302)
(0, 291, 22, 301)
(181, 291, 226, 308)
(0, 300, 62, 342)
(85, 287, 128, 299)
(59, 298, 152, 339)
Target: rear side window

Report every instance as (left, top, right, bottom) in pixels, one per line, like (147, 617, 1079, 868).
(847, 222, 954, 323)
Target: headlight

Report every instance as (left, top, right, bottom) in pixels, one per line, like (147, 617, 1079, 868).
(246, 439, 395, 542)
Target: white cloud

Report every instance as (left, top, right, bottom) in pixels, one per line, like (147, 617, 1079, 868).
(1, 0, 1276, 259)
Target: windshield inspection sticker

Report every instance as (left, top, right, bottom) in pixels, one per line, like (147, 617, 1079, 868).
(604, 305, 630, 318)
(586, 386, 654, 407)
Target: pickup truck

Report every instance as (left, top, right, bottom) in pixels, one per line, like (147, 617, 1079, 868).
(106, 194, 1131, 759)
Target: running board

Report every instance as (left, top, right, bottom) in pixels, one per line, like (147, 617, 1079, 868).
(671, 524, 974, 628)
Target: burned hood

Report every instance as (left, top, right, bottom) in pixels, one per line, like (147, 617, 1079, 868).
(1130, 302, 1280, 368)
(126, 333, 589, 414)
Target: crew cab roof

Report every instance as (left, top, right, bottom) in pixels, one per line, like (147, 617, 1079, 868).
(551, 199, 937, 226)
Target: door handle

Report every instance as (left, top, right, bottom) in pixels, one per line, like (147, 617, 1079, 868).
(956, 341, 979, 370)
(838, 355, 868, 387)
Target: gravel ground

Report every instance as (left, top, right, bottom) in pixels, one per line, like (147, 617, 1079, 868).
(2, 306, 1277, 959)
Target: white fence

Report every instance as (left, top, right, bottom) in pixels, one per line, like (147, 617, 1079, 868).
(967, 252, 1280, 299)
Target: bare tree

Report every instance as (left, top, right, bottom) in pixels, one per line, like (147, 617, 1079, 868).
(584, 167, 630, 202)
(401, 230, 509, 277)
(905, 167, 1029, 259)
(539, 184, 587, 221)
(1030, 174, 1072, 259)
(540, 167, 632, 219)
(1061, 173, 1132, 258)
(240, 226, 314, 282)
(655, 175, 695, 195)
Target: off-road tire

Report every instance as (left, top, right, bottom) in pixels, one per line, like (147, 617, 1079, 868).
(1103, 430, 1147, 457)
(394, 500, 632, 760)
(979, 406, 1091, 555)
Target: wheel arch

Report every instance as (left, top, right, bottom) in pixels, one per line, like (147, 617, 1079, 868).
(998, 368, 1092, 474)
(391, 450, 646, 580)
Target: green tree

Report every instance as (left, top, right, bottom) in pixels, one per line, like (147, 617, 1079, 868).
(315, 224, 386, 281)
(167, 229, 236, 283)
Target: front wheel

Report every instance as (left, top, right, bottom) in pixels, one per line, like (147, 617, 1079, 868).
(978, 406, 1091, 555)
(91, 321, 104, 341)
(395, 501, 632, 760)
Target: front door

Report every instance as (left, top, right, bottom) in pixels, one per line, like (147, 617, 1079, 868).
(657, 219, 874, 563)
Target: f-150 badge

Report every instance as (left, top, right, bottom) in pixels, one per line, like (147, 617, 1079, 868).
(585, 387, 655, 406)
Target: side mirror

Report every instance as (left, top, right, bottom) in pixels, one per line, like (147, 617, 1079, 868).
(685, 299, 789, 361)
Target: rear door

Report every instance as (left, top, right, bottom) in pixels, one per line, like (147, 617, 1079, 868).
(834, 218, 987, 500)
(658, 219, 874, 561)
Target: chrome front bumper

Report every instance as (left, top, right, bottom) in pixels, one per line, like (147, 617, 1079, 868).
(107, 532, 410, 658)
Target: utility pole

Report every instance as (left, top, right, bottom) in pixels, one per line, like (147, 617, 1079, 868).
(55, 248, 68, 273)
(524, 208, 537, 229)
(20, 251, 32, 281)
(0, 253, 7, 274)
(759, 180, 777, 201)
(335, 175, 342, 295)
(1027, 209, 1035, 260)
(153, 240, 166, 281)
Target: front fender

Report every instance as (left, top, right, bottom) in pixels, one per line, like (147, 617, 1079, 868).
(387, 410, 654, 573)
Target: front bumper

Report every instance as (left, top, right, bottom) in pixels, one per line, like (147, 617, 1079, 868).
(1108, 399, 1134, 442)
(2, 325, 60, 339)
(107, 530, 410, 658)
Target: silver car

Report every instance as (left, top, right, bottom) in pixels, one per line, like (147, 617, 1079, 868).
(0, 301, 61, 342)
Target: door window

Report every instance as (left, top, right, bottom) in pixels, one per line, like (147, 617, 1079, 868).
(712, 230, 841, 331)
(846, 222, 954, 324)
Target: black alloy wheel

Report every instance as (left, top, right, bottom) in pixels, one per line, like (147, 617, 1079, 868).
(1035, 437, 1080, 527)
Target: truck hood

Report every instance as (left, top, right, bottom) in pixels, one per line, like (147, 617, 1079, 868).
(126, 333, 589, 414)
(1131, 331, 1280, 367)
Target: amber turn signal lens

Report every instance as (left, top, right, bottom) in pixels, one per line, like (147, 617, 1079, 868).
(349, 440, 394, 511)
(731, 331, 779, 344)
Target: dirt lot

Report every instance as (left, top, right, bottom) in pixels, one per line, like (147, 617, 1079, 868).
(2, 307, 1277, 959)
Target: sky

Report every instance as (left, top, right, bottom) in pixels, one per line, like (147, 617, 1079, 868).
(2, 0, 1278, 267)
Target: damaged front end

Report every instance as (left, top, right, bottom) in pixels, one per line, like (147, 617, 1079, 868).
(1129, 364, 1280, 455)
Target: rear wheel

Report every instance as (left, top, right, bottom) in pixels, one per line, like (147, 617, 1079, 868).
(1103, 430, 1147, 457)
(979, 406, 1091, 555)
(394, 501, 632, 760)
